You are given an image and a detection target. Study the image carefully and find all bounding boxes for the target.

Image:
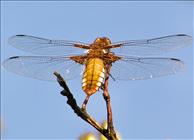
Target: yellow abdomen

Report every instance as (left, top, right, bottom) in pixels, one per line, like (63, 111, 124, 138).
(82, 58, 105, 95)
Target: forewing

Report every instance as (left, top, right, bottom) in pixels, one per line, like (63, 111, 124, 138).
(110, 56, 185, 80)
(2, 56, 84, 81)
(9, 35, 90, 55)
(109, 34, 192, 56)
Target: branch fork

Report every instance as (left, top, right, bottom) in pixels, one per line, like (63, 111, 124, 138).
(54, 64, 118, 140)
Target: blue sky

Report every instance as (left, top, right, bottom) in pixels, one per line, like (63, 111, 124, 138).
(1, 1, 193, 140)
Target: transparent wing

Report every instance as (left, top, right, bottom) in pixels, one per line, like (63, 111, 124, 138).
(2, 56, 84, 81)
(110, 56, 185, 80)
(108, 34, 192, 56)
(9, 35, 90, 55)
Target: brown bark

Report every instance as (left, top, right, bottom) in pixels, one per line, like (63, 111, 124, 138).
(54, 71, 118, 140)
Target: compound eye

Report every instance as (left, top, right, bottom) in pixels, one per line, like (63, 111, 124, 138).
(94, 38, 101, 43)
(104, 38, 111, 45)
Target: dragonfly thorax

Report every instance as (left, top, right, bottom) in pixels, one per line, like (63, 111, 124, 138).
(93, 37, 111, 47)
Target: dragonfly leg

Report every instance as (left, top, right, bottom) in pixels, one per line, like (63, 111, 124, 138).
(81, 95, 90, 110)
(100, 84, 105, 90)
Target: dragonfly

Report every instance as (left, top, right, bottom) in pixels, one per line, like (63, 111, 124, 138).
(3, 34, 192, 98)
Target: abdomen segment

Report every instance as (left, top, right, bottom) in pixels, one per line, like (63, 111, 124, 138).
(82, 58, 105, 95)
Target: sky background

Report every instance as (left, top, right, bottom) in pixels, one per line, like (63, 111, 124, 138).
(1, 1, 193, 140)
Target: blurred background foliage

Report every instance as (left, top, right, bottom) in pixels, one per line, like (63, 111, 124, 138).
(79, 121, 121, 140)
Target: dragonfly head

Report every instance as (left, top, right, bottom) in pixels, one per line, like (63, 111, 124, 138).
(94, 37, 111, 47)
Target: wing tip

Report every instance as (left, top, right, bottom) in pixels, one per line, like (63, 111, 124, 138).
(8, 34, 27, 45)
(170, 34, 193, 48)
(2, 56, 20, 69)
(170, 58, 185, 71)
(8, 35, 17, 45)
(177, 34, 193, 43)
(2, 58, 11, 70)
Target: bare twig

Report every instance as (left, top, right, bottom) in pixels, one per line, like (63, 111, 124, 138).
(54, 72, 118, 140)
(103, 64, 118, 139)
